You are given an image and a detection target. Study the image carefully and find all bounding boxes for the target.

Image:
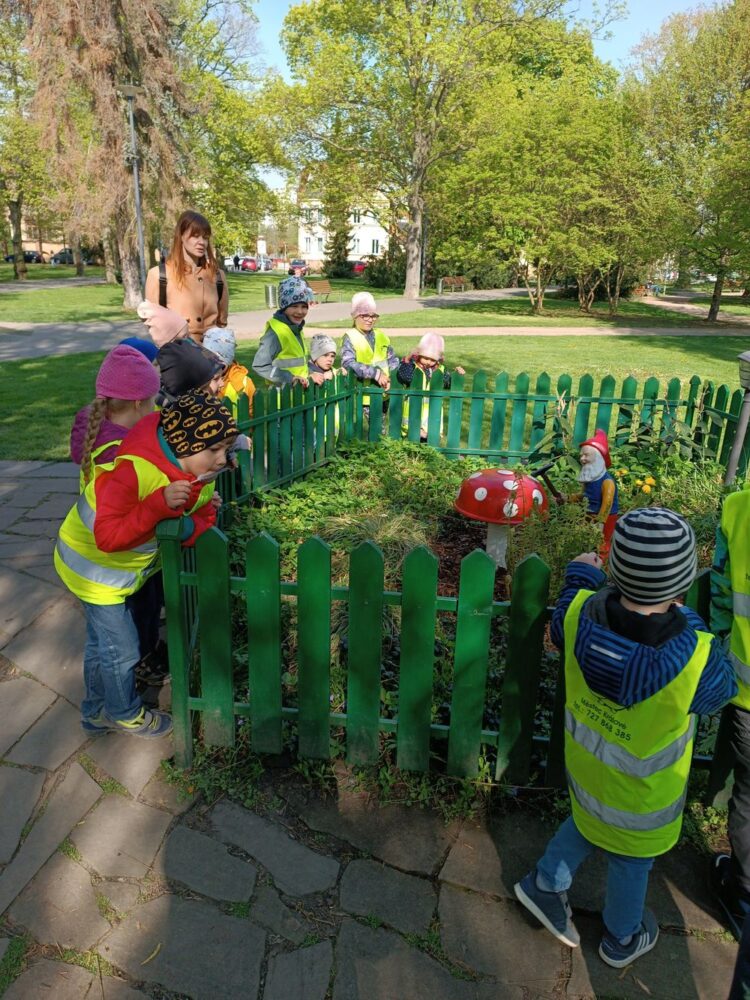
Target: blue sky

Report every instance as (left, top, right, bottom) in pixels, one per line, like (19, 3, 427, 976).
(254, 0, 699, 76)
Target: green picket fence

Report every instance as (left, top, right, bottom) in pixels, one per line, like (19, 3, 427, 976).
(218, 370, 750, 506)
(158, 519, 726, 795)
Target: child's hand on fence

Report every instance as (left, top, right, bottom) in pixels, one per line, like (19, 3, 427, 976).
(376, 371, 390, 389)
(572, 551, 603, 569)
(292, 376, 309, 389)
(309, 372, 326, 386)
(164, 481, 192, 510)
(211, 494, 222, 511)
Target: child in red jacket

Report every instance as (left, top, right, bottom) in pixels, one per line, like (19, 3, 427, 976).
(55, 391, 237, 738)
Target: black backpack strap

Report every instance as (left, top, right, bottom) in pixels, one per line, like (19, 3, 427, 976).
(216, 271, 225, 303)
(158, 258, 167, 307)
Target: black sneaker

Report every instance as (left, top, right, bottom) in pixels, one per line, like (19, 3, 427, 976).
(599, 908, 659, 968)
(711, 854, 750, 941)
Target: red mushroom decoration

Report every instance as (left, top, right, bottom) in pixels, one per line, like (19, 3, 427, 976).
(455, 469, 549, 569)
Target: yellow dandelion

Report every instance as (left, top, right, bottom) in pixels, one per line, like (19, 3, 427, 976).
(645, 476, 656, 486)
(620, 468, 629, 475)
(642, 484, 652, 494)
(635, 479, 643, 486)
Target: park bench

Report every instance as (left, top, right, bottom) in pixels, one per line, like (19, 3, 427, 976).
(440, 275, 469, 292)
(307, 278, 333, 302)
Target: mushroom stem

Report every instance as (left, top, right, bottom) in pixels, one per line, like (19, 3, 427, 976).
(485, 523, 509, 569)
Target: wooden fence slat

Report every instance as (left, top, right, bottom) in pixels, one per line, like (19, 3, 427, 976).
(693, 381, 715, 451)
(720, 389, 744, 466)
(252, 391, 267, 488)
(426, 377, 444, 446)
(554, 374, 573, 452)
(616, 375, 638, 446)
(529, 372, 551, 452)
(641, 376, 660, 431)
(662, 377, 682, 441)
(468, 371, 488, 451)
(397, 547, 438, 772)
(246, 532, 283, 753)
(267, 389, 280, 484)
(298, 537, 332, 758)
(489, 372, 510, 454)
(594, 374, 616, 436)
(196, 527, 235, 747)
(292, 383, 304, 472)
(508, 372, 530, 455)
(279, 386, 293, 479)
(495, 555, 551, 783)
(446, 372, 465, 453)
(369, 386, 384, 441)
(572, 373, 594, 445)
(346, 542, 384, 764)
(326, 378, 339, 455)
(303, 384, 315, 469)
(685, 374, 703, 428)
(447, 549, 495, 777)
(344, 373, 356, 441)
(157, 520, 194, 768)
(707, 384, 730, 457)
(388, 384, 405, 439)
(406, 369, 425, 443)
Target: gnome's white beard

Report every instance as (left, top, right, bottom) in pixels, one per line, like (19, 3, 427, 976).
(578, 451, 606, 483)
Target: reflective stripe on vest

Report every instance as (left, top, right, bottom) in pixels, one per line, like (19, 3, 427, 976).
(563, 587, 710, 856)
(76, 494, 158, 555)
(55, 538, 139, 591)
(267, 317, 308, 379)
(348, 328, 390, 406)
(720, 488, 750, 709)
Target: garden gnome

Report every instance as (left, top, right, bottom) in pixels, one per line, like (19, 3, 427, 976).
(575, 430, 619, 558)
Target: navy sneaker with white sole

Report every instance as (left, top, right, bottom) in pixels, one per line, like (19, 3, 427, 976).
(710, 853, 750, 942)
(599, 908, 659, 968)
(514, 870, 580, 947)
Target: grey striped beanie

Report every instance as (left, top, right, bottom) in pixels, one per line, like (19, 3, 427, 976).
(609, 507, 697, 605)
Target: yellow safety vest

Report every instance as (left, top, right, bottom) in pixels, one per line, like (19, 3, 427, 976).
(55, 455, 214, 605)
(79, 440, 123, 492)
(563, 588, 710, 857)
(401, 364, 445, 437)
(720, 488, 750, 709)
(347, 328, 390, 406)
(267, 317, 309, 381)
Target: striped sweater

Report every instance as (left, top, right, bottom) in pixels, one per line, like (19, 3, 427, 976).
(551, 561, 736, 715)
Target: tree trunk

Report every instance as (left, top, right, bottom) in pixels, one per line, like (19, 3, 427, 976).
(120, 251, 141, 308)
(8, 198, 27, 280)
(606, 263, 625, 316)
(103, 230, 118, 284)
(707, 267, 726, 322)
(403, 187, 423, 300)
(72, 233, 85, 276)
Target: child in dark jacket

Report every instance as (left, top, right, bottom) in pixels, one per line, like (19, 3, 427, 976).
(515, 507, 736, 968)
(397, 333, 465, 440)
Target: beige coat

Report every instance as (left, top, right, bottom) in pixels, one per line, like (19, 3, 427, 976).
(145, 261, 228, 341)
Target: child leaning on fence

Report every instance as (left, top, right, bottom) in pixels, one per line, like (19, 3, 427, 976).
(202, 326, 256, 419)
(341, 292, 399, 395)
(514, 507, 736, 968)
(252, 277, 325, 389)
(54, 391, 238, 740)
(396, 332, 465, 440)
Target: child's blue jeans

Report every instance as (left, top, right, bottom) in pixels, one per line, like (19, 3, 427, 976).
(536, 816, 654, 941)
(81, 598, 142, 722)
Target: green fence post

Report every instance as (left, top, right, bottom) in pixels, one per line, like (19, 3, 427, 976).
(157, 520, 193, 768)
(389, 385, 405, 440)
(468, 371, 488, 453)
(246, 532, 283, 753)
(292, 381, 304, 472)
(508, 372, 530, 456)
(684, 374, 702, 428)
(252, 391, 267, 488)
(406, 369, 425, 443)
(280, 385, 293, 480)
(616, 375, 638, 446)
(196, 527, 235, 748)
(707, 385, 730, 458)
(662, 377, 682, 442)
(303, 383, 315, 469)
(346, 542, 384, 765)
(397, 547, 438, 772)
(267, 389, 280, 485)
(489, 372, 510, 455)
(594, 374, 616, 437)
(298, 537, 332, 759)
(495, 555, 551, 784)
(446, 372, 465, 456)
(369, 386, 384, 440)
(641, 376, 660, 432)
(447, 549, 495, 777)
(529, 372, 552, 453)
(426, 378, 444, 447)
(572, 373, 594, 445)
(720, 389, 743, 468)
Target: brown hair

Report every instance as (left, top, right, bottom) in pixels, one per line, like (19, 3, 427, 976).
(166, 210, 217, 288)
(80, 397, 135, 485)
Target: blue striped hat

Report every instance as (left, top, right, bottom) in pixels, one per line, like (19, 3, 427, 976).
(609, 507, 697, 605)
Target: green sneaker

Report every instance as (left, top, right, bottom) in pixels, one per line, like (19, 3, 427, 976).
(108, 708, 173, 739)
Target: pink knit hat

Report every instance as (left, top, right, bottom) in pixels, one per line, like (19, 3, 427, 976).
(137, 300, 189, 347)
(96, 345, 161, 400)
(351, 291, 378, 318)
(417, 332, 444, 361)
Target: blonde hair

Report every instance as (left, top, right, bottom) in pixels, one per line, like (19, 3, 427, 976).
(80, 397, 135, 485)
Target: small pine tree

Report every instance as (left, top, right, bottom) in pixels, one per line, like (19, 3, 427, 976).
(323, 203, 352, 277)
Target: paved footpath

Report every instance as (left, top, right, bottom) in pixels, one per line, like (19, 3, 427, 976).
(0, 460, 740, 998)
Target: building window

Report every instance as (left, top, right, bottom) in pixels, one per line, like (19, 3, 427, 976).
(371, 239, 380, 255)
(317, 208, 324, 223)
(305, 237, 311, 252)
(303, 208, 312, 223)
(318, 237, 324, 251)
(352, 209, 361, 224)
(352, 237, 360, 253)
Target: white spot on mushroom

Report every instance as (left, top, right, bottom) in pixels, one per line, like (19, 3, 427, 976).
(474, 487, 488, 501)
(497, 469, 513, 476)
(469, 472, 482, 479)
(532, 489, 544, 504)
(503, 479, 518, 490)
(503, 500, 519, 517)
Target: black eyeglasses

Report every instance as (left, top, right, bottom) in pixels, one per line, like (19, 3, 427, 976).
(359, 313, 379, 320)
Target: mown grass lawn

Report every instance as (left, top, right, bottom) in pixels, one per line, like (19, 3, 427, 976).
(319, 296, 716, 329)
(686, 295, 750, 318)
(0, 264, 105, 282)
(3, 333, 749, 461)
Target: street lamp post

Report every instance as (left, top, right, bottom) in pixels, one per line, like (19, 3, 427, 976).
(119, 84, 147, 294)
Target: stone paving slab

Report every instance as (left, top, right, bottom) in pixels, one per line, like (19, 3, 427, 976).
(567, 914, 737, 999)
(87, 734, 172, 798)
(211, 800, 340, 896)
(100, 880, 141, 914)
(24, 494, 76, 520)
(9, 851, 110, 950)
(0, 763, 101, 915)
(0, 564, 63, 649)
(0, 507, 25, 532)
(0, 535, 55, 556)
(287, 788, 459, 874)
(5, 518, 62, 538)
(332, 917, 511, 1000)
(265, 941, 333, 1000)
(0, 766, 46, 863)
(439, 883, 564, 989)
(85, 977, 148, 999)
(340, 858, 437, 935)
(100, 893, 266, 999)
(0, 488, 63, 510)
(154, 825, 257, 901)
(71, 796, 172, 878)
(139, 770, 195, 814)
(0, 461, 46, 477)
(1, 596, 86, 705)
(10, 562, 64, 587)
(25, 463, 80, 479)
(6, 698, 87, 771)
(250, 883, 315, 944)
(0, 677, 56, 757)
(2, 958, 94, 999)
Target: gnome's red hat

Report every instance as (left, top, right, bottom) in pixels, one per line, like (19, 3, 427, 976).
(581, 429, 611, 468)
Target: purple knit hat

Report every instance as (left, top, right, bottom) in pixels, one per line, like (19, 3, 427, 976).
(96, 345, 161, 400)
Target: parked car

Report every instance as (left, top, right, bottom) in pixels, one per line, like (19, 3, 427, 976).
(288, 258, 309, 276)
(240, 257, 259, 272)
(258, 255, 273, 271)
(51, 248, 76, 264)
(4, 250, 43, 264)
(351, 259, 368, 275)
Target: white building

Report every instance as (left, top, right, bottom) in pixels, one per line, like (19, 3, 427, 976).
(297, 199, 389, 269)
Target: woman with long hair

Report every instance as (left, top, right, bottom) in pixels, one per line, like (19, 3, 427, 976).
(145, 210, 228, 344)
